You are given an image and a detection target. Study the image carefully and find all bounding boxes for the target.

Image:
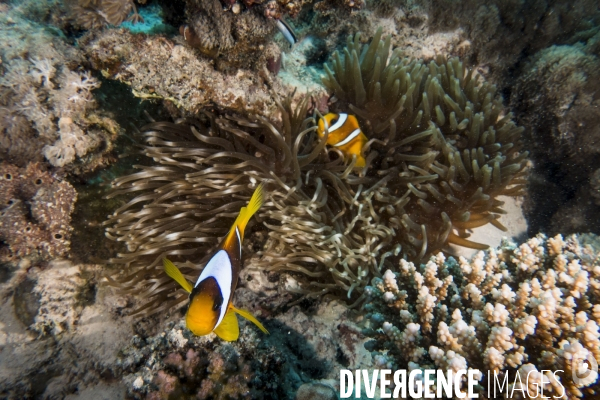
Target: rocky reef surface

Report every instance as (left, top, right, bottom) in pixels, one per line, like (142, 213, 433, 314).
(0, 0, 599, 398)
(0, 234, 598, 398)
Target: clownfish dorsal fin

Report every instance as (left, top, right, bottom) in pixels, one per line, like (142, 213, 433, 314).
(224, 183, 264, 250)
(163, 258, 193, 294)
(234, 182, 264, 236)
(232, 306, 269, 334)
(213, 308, 239, 341)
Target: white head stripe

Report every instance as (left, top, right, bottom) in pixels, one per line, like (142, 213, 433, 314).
(196, 250, 232, 328)
(335, 128, 362, 147)
(328, 113, 348, 132)
(235, 227, 241, 257)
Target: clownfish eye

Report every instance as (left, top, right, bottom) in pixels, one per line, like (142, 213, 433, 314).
(330, 117, 338, 125)
(213, 299, 222, 311)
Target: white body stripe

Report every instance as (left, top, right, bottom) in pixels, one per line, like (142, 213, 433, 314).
(235, 227, 242, 257)
(328, 113, 347, 132)
(196, 250, 232, 328)
(335, 128, 362, 147)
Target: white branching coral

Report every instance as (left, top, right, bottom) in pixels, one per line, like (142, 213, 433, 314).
(364, 233, 600, 399)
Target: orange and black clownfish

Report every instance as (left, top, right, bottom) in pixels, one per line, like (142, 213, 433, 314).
(163, 183, 268, 341)
(317, 113, 368, 168)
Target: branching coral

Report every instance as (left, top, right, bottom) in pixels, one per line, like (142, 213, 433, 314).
(363, 233, 600, 398)
(106, 30, 528, 311)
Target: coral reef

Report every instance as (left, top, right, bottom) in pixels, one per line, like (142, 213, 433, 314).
(0, 0, 120, 170)
(424, 0, 600, 84)
(1, 0, 599, 398)
(0, 163, 77, 261)
(30, 260, 88, 336)
(119, 296, 364, 399)
(512, 31, 600, 235)
(105, 32, 528, 312)
(180, 0, 276, 70)
(363, 233, 600, 398)
(0, 260, 132, 398)
(79, 28, 292, 116)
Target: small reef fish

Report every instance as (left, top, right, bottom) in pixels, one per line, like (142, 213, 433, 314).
(163, 183, 268, 341)
(275, 18, 297, 46)
(317, 113, 368, 168)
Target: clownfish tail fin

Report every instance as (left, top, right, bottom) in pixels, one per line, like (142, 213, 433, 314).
(233, 183, 265, 237)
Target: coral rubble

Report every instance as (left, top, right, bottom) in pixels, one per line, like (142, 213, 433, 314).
(363, 233, 600, 398)
(120, 298, 364, 399)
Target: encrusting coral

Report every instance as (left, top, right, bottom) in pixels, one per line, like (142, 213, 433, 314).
(0, 162, 77, 261)
(363, 233, 600, 398)
(105, 29, 528, 312)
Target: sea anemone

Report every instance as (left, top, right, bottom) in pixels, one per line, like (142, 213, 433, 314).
(66, 0, 141, 30)
(106, 30, 528, 312)
(104, 95, 337, 315)
(322, 28, 528, 256)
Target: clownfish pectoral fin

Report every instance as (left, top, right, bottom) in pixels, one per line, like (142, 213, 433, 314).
(232, 306, 269, 334)
(355, 155, 366, 168)
(163, 258, 193, 294)
(213, 309, 240, 341)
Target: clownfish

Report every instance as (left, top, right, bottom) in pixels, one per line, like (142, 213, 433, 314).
(163, 183, 268, 341)
(317, 113, 368, 168)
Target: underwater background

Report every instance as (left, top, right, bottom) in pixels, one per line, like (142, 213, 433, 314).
(0, 0, 599, 398)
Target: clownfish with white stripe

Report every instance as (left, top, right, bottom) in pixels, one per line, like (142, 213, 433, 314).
(162, 183, 268, 341)
(317, 113, 368, 168)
